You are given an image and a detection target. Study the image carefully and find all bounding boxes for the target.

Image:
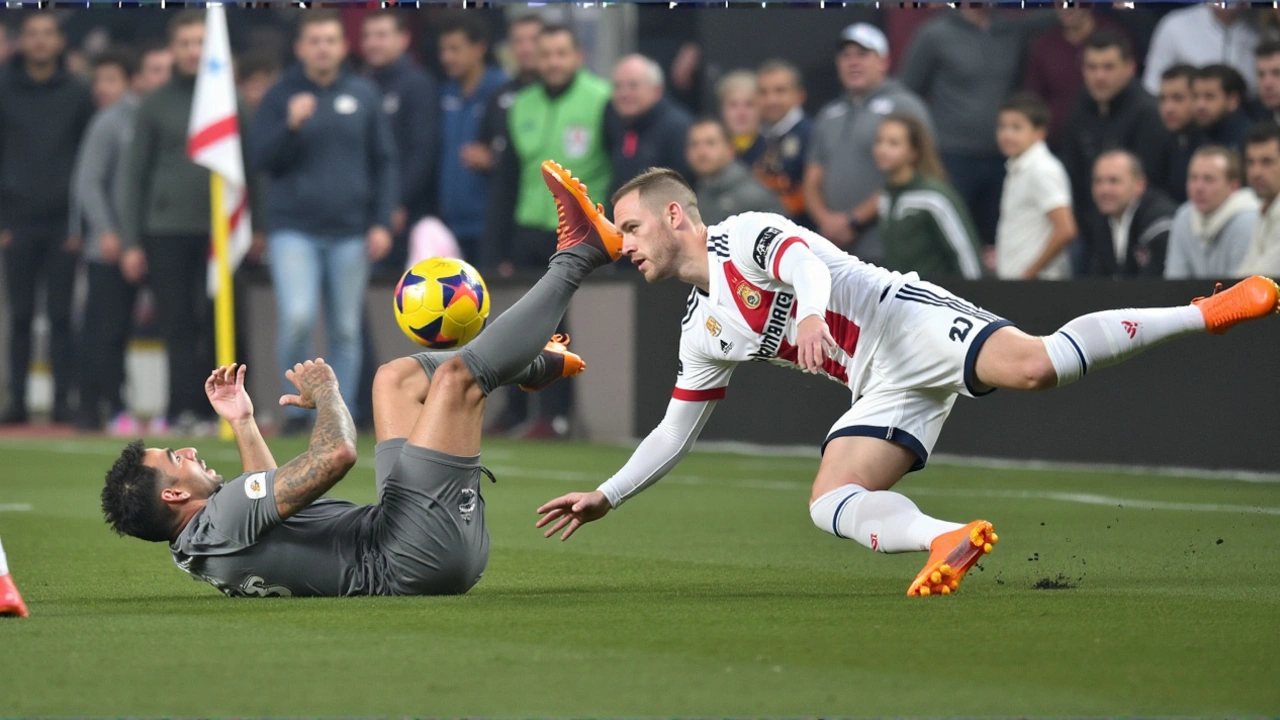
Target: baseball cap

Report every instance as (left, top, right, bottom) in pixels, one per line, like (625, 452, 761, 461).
(838, 23, 889, 57)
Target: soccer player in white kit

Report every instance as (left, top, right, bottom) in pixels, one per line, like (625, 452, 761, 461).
(535, 164, 1280, 597)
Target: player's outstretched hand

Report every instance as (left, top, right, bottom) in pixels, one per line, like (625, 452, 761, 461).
(206, 363, 253, 422)
(795, 315, 837, 374)
(279, 359, 338, 410)
(536, 490, 612, 541)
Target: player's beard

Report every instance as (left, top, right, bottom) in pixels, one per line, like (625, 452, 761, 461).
(644, 227, 681, 283)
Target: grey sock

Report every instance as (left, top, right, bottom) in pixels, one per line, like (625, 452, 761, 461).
(412, 349, 543, 388)
(460, 251, 594, 394)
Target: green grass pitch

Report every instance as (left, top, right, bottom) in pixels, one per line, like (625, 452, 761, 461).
(1, 436, 1278, 716)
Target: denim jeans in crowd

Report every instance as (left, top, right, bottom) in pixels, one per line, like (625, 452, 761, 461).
(268, 230, 370, 420)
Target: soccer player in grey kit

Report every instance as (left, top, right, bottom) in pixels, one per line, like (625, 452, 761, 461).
(99, 161, 621, 597)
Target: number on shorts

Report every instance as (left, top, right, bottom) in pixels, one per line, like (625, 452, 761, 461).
(949, 317, 973, 343)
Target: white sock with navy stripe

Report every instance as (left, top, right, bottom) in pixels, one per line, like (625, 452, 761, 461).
(1041, 306, 1205, 386)
(809, 486, 962, 553)
(0, 535, 9, 577)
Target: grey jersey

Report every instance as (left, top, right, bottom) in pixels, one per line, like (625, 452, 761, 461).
(170, 470, 386, 597)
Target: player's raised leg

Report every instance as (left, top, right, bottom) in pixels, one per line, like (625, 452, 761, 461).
(976, 276, 1280, 391)
(0, 533, 29, 618)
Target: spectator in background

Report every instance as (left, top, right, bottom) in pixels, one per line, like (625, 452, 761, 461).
(687, 117, 783, 226)
(1255, 41, 1280, 124)
(362, 9, 435, 263)
(0, 23, 10, 68)
(874, 114, 981, 280)
(1022, 6, 1123, 151)
(1193, 65, 1252, 156)
(1087, 150, 1176, 278)
(437, 13, 505, 266)
(1062, 31, 1171, 245)
(1238, 123, 1280, 276)
(122, 10, 259, 436)
(134, 41, 171, 100)
(804, 23, 932, 265)
(252, 10, 396, 435)
(900, 6, 1057, 246)
(1158, 64, 1200, 204)
(0, 11, 94, 424)
(605, 54, 693, 198)
(71, 49, 168, 432)
(1166, 147, 1257, 279)
(994, 93, 1076, 281)
(716, 70, 761, 157)
(488, 23, 610, 439)
(235, 50, 280, 116)
(743, 59, 812, 225)
(1143, 3, 1258, 97)
(476, 14, 542, 272)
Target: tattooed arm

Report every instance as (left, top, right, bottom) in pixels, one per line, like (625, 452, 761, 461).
(205, 364, 278, 472)
(271, 359, 359, 520)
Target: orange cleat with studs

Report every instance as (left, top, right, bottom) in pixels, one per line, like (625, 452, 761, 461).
(541, 160, 624, 263)
(0, 573, 29, 618)
(1192, 275, 1280, 335)
(519, 334, 585, 392)
(908, 520, 997, 597)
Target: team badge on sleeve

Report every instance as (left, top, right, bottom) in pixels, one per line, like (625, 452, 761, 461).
(706, 317, 723, 336)
(245, 473, 266, 500)
(753, 227, 782, 270)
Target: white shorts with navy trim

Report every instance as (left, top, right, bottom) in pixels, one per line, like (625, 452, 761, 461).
(823, 280, 1013, 472)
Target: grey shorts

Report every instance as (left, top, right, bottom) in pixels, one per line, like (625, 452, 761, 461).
(370, 439, 490, 596)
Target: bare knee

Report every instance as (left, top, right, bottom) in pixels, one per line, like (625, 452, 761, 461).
(430, 357, 485, 407)
(374, 357, 428, 401)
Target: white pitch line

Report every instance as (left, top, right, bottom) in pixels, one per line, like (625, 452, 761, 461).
(0, 503, 33, 512)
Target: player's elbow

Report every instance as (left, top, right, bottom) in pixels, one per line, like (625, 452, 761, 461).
(329, 442, 359, 473)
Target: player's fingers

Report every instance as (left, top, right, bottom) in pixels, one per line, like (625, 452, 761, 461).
(223, 364, 235, 383)
(236, 364, 247, 387)
(536, 496, 573, 514)
(535, 508, 565, 528)
(279, 394, 301, 407)
(560, 519, 582, 541)
(544, 515, 572, 538)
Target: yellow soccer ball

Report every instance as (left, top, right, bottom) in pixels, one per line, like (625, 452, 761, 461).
(393, 257, 490, 349)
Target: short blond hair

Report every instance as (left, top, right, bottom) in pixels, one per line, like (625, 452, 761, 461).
(611, 167, 701, 224)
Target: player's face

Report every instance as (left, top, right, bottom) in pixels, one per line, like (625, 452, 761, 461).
(615, 192, 679, 282)
(1092, 154, 1144, 217)
(439, 30, 485, 81)
(1187, 155, 1237, 214)
(20, 15, 64, 66)
(757, 69, 801, 126)
(170, 23, 205, 77)
(872, 120, 913, 175)
(1082, 47, 1133, 103)
(144, 447, 224, 500)
(136, 49, 172, 95)
(296, 20, 347, 77)
(93, 64, 129, 109)
(537, 32, 581, 90)
(1192, 78, 1235, 127)
(1158, 77, 1194, 132)
(1246, 139, 1280, 202)
(1257, 54, 1280, 112)
(836, 44, 886, 95)
(361, 17, 407, 69)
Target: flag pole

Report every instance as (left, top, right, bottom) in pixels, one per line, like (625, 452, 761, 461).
(211, 171, 236, 442)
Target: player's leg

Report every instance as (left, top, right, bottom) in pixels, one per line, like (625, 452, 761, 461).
(975, 276, 1280, 391)
(0, 533, 29, 617)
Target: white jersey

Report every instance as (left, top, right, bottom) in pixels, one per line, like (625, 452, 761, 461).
(674, 212, 910, 404)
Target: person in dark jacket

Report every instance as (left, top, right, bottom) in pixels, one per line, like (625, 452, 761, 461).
(1061, 30, 1173, 254)
(252, 10, 397, 435)
(743, 59, 813, 226)
(1192, 64, 1253, 157)
(361, 8, 435, 265)
(605, 53, 693, 198)
(688, 118, 784, 225)
(120, 10, 260, 436)
(437, 12, 506, 265)
(0, 11, 95, 424)
(1157, 63, 1200, 204)
(1087, 150, 1176, 277)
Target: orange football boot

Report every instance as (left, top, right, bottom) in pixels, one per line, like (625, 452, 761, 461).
(1192, 276, 1280, 335)
(519, 334, 586, 392)
(541, 160, 624, 263)
(907, 520, 998, 597)
(0, 574, 29, 617)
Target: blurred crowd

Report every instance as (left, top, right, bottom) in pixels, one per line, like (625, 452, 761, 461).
(2, 3, 1279, 436)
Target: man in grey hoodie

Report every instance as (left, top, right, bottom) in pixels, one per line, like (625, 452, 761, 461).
(687, 117, 783, 225)
(1165, 146, 1258, 279)
(70, 47, 170, 432)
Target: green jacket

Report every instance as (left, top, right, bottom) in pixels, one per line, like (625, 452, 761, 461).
(120, 74, 260, 248)
(508, 71, 611, 231)
(879, 172, 982, 279)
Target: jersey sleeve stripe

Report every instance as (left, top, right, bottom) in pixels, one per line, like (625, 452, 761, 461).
(672, 387, 727, 402)
(771, 236, 808, 278)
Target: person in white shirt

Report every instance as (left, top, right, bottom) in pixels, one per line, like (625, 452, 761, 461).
(1166, 146, 1259, 279)
(994, 93, 1076, 279)
(1142, 3, 1258, 96)
(1239, 123, 1280, 276)
(533, 165, 1280, 598)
